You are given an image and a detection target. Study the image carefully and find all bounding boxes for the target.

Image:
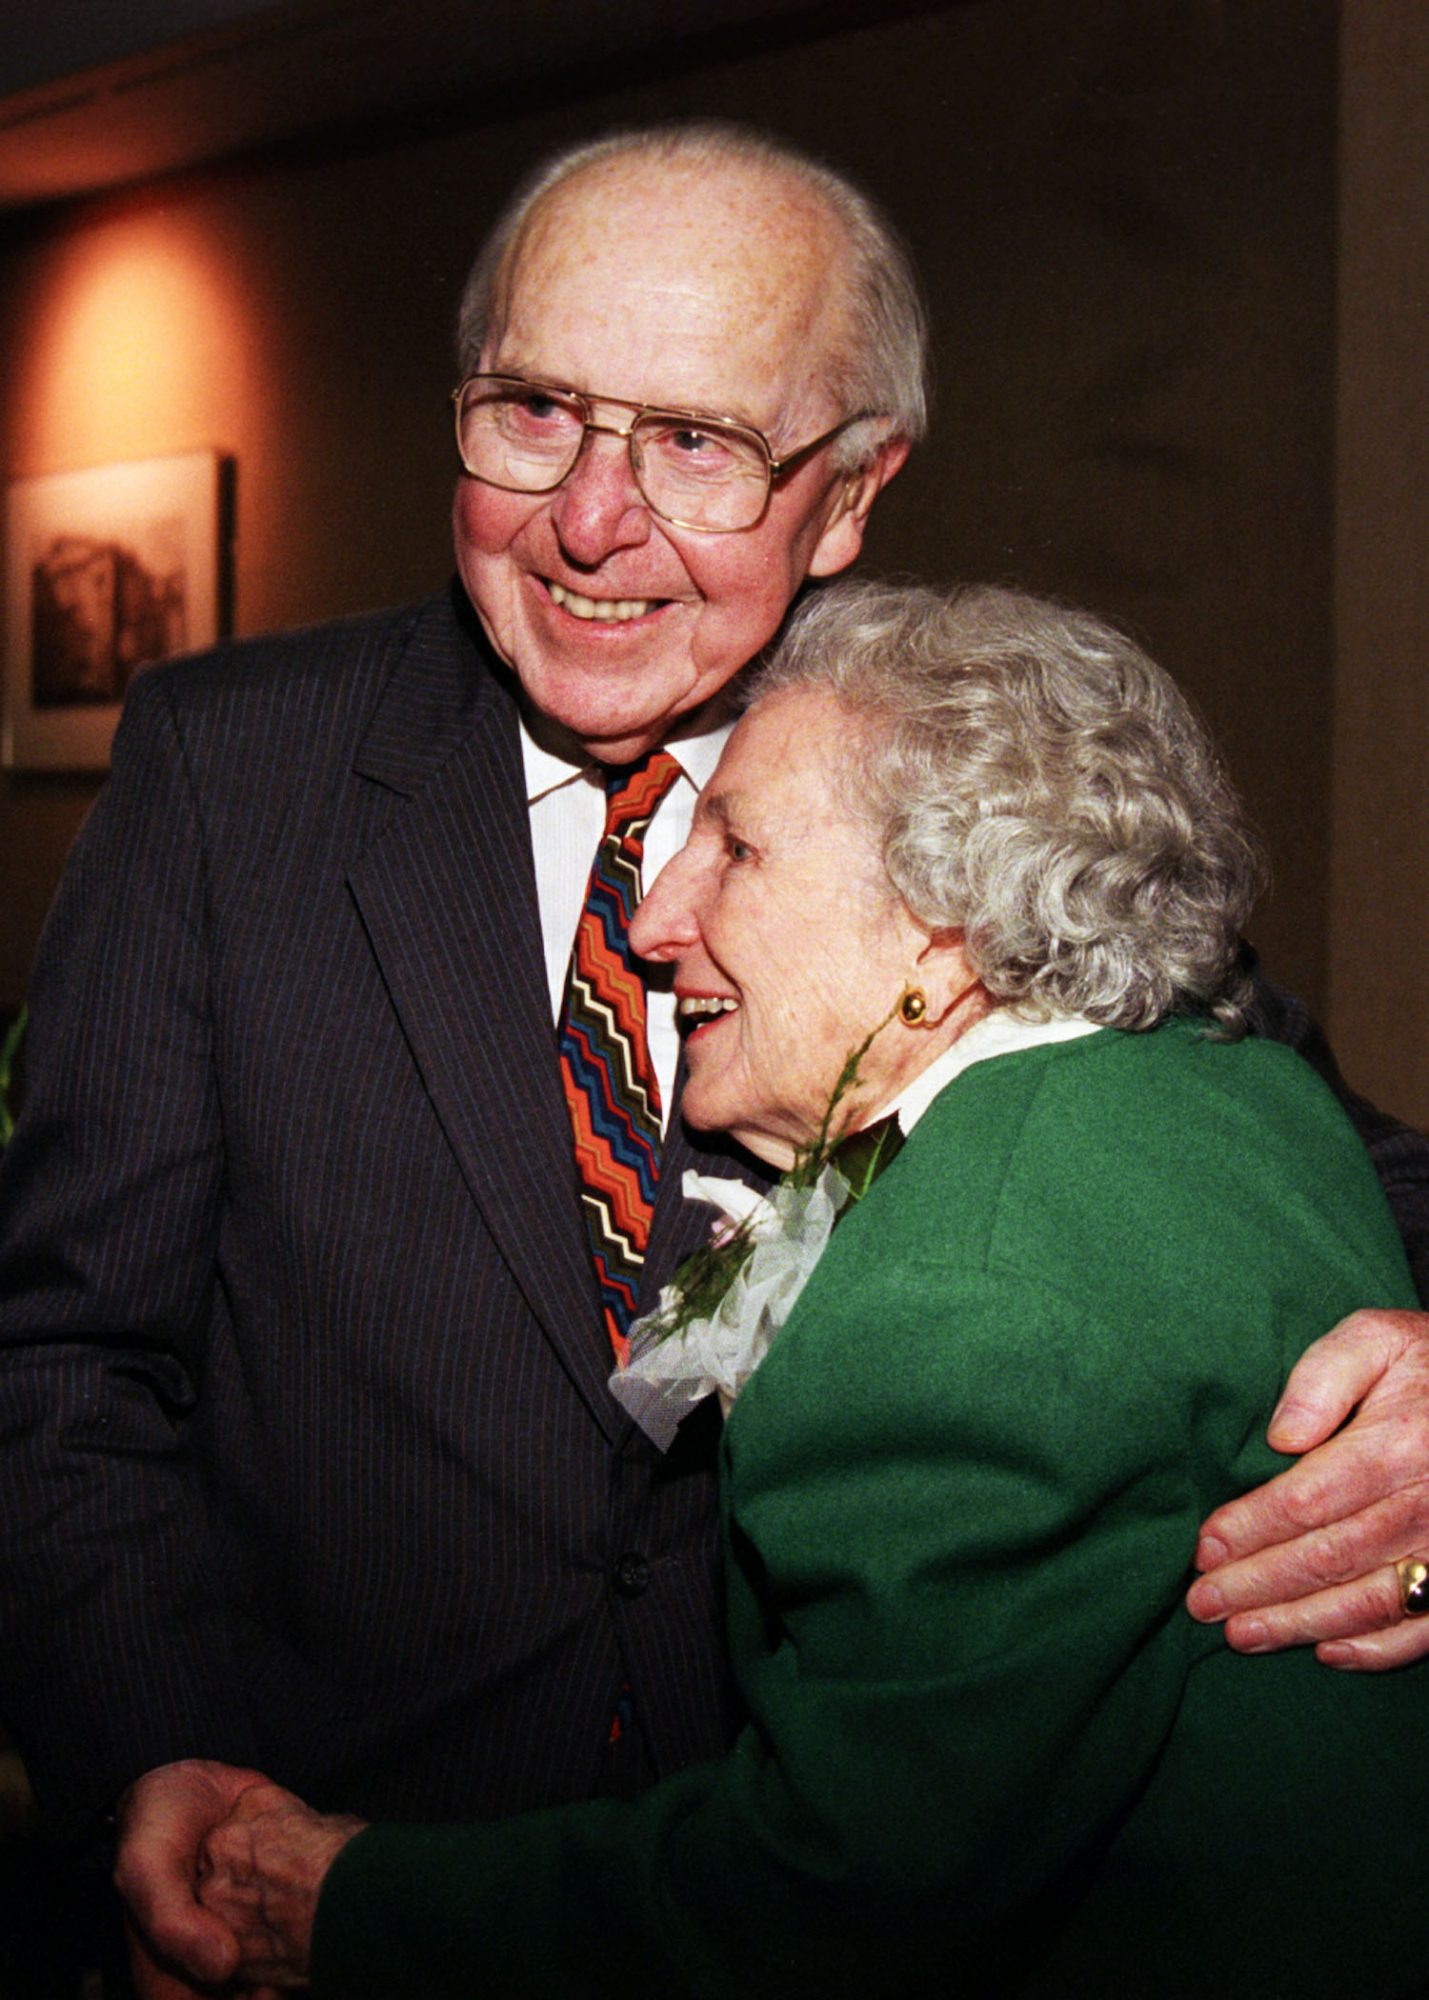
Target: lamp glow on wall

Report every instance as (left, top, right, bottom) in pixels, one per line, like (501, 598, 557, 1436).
(9, 201, 251, 475)
(1, 203, 248, 769)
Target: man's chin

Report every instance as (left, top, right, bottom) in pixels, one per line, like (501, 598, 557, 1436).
(521, 666, 689, 767)
(572, 719, 678, 765)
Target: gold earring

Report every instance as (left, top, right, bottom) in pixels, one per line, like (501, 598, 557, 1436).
(899, 986, 928, 1027)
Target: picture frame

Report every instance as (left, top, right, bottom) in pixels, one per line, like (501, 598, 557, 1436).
(2, 450, 226, 772)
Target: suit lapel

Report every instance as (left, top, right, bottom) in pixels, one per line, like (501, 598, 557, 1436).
(347, 592, 618, 1438)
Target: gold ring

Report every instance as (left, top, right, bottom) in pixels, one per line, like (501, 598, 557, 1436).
(1396, 1558, 1429, 1618)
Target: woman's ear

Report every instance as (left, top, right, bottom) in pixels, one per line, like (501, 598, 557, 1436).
(914, 928, 987, 1029)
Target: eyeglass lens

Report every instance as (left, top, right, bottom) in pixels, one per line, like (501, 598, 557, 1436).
(455, 381, 771, 531)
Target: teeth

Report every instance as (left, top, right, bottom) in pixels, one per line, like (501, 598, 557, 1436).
(548, 581, 658, 622)
(678, 996, 739, 1019)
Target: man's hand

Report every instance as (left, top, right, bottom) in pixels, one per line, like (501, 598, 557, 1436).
(115, 1758, 274, 1994)
(124, 1918, 235, 2000)
(1186, 1308, 1429, 1667)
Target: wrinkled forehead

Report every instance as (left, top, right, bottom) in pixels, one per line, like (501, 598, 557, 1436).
(490, 156, 850, 426)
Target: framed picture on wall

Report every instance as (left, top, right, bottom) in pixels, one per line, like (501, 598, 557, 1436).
(2, 450, 226, 772)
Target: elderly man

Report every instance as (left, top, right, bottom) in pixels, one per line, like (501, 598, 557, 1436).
(0, 123, 1427, 1997)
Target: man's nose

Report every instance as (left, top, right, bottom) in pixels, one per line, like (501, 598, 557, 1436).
(549, 431, 653, 565)
(630, 850, 700, 961)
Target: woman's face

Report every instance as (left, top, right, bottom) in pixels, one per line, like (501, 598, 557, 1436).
(630, 689, 939, 1169)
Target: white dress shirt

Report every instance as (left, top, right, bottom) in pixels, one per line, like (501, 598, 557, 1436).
(519, 698, 734, 1131)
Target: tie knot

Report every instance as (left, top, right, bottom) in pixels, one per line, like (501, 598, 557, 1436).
(602, 748, 682, 842)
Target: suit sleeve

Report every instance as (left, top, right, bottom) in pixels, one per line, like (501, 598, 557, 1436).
(308, 1268, 1210, 2000)
(1243, 961, 1429, 1302)
(0, 670, 260, 1834)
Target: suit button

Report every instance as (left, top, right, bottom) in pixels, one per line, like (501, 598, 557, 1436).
(614, 1553, 651, 1597)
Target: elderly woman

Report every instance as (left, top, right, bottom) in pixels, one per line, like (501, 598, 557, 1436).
(191, 581, 1422, 1997)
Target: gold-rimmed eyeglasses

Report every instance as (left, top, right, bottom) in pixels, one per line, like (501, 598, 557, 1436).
(451, 374, 870, 534)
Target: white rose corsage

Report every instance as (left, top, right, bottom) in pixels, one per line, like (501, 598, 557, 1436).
(609, 1008, 907, 1451)
(609, 1162, 853, 1450)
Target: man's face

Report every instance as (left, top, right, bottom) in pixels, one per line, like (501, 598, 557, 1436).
(453, 159, 900, 763)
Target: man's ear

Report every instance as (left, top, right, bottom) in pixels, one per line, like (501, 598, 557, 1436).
(807, 434, 913, 578)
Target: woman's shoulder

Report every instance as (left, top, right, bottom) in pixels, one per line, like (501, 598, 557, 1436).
(911, 1013, 1370, 1186)
(842, 1014, 1414, 1339)
(745, 1016, 1409, 1511)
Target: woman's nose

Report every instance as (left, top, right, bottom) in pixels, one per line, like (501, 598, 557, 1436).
(631, 849, 701, 961)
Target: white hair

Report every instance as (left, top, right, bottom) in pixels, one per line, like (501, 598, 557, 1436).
(455, 121, 928, 469)
(750, 579, 1268, 1034)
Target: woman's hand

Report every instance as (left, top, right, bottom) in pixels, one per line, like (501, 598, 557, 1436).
(195, 1779, 366, 1989)
(1187, 1308, 1429, 1666)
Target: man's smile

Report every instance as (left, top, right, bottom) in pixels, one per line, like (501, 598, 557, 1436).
(546, 579, 667, 623)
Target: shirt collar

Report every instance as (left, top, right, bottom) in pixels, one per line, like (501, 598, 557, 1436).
(518, 691, 736, 805)
(883, 1009, 1104, 1136)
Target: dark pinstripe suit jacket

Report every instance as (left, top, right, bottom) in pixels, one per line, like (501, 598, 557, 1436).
(0, 585, 752, 1835)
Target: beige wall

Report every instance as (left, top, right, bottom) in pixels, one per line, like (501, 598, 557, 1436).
(1330, 0, 1429, 1127)
(3, 0, 1416, 1131)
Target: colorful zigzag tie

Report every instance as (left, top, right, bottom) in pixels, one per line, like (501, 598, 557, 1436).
(558, 749, 682, 1366)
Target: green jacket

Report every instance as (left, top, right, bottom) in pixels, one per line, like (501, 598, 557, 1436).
(315, 1020, 1423, 1998)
